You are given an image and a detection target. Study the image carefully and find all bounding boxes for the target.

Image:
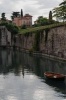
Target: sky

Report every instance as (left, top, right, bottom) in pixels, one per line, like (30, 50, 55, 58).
(0, 0, 63, 23)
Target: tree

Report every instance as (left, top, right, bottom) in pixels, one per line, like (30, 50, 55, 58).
(21, 9, 23, 17)
(49, 11, 52, 21)
(34, 16, 56, 27)
(1, 13, 6, 21)
(59, 0, 66, 21)
(60, 0, 66, 6)
(12, 12, 20, 18)
(36, 16, 49, 26)
(52, 7, 61, 21)
(52, 0, 66, 22)
(11, 16, 14, 21)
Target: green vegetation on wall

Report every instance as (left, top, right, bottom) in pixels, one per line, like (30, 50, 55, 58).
(24, 32, 30, 37)
(19, 22, 66, 34)
(33, 31, 40, 51)
(0, 22, 19, 35)
(40, 30, 44, 42)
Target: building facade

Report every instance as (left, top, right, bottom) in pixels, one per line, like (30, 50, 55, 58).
(13, 14, 32, 27)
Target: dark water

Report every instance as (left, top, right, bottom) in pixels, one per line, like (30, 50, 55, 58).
(0, 49, 66, 100)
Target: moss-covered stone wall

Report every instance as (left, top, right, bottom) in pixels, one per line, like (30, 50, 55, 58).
(17, 25, 66, 59)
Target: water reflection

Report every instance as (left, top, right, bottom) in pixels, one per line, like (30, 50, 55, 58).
(1, 49, 66, 76)
(0, 49, 66, 99)
(0, 50, 65, 74)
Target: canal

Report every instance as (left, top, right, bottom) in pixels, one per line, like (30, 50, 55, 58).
(0, 49, 66, 100)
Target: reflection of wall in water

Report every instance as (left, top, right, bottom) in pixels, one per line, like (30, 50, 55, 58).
(20, 53, 66, 75)
(39, 57, 66, 75)
(7, 50, 12, 66)
(0, 50, 66, 77)
(1, 50, 12, 67)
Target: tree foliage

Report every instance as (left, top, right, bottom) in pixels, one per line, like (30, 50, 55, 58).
(35, 16, 49, 26)
(1, 13, 6, 21)
(34, 16, 57, 27)
(52, 0, 66, 21)
(11, 12, 20, 20)
(0, 22, 19, 35)
(49, 11, 52, 21)
(21, 9, 23, 17)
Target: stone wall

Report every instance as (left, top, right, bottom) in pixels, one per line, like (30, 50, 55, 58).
(0, 26, 11, 46)
(40, 26, 66, 57)
(17, 25, 66, 59)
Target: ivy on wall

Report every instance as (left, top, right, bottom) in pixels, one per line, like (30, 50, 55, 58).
(24, 32, 30, 37)
(23, 29, 50, 52)
(45, 28, 50, 44)
(40, 30, 44, 42)
(33, 31, 40, 51)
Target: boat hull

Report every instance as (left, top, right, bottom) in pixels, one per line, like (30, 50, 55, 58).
(44, 72, 65, 81)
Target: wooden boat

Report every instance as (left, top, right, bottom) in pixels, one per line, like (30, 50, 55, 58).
(44, 72, 65, 81)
